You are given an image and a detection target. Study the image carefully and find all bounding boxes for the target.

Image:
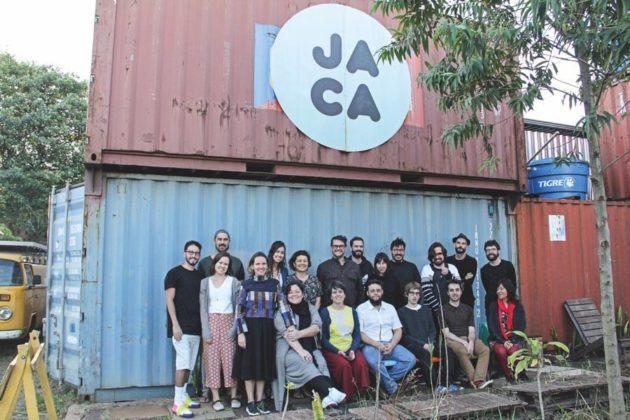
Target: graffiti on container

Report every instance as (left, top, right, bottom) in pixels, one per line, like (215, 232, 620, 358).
(218, 96, 231, 128)
(170, 98, 209, 118)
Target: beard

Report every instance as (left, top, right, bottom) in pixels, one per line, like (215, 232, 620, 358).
(486, 252, 498, 262)
(455, 246, 466, 255)
(369, 297, 382, 306)
(186, 257, 199, 266)
(352, 250, 363, 259)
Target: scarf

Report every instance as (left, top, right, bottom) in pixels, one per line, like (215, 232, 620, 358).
(290, 300, 317, 353)
(497, 299, 515, 341)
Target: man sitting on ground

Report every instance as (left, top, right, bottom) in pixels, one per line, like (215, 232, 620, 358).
(439, 279, 492, 389)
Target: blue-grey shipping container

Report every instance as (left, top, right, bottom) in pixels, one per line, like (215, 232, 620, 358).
(48, 174, 513, 401)
(46, 184, 85, 386)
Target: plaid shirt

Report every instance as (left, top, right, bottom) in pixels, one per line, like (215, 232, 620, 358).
(235, 276, 294, 333)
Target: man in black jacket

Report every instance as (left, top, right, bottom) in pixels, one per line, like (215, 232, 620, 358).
(388, 237, 421, 299)
(445, 233, 478, 308)
(480, 240, 517, 315)
(317, 235, 363, 307)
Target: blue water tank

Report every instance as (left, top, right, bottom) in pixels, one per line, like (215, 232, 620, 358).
(527, 158, 589, 199)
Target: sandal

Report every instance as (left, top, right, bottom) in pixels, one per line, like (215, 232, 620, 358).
(212, 400, 225, 411)
(231, 398, 242, 409)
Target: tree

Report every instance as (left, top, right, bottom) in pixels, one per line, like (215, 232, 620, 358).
(373, 1, 628, 418)
(0, 53, 87, 242)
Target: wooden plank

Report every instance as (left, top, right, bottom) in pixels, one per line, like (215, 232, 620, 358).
(574, 314, 602, 322)
(398, 392, 524, 419)
(566, 303, 598, 311)
(565, 298, 593, 305)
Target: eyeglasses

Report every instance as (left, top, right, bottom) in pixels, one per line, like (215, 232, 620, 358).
(332, 244, 345, 249)
(185, 251, 200, 256)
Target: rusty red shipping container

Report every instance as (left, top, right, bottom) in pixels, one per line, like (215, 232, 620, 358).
(600, 81, 630, 200)
(87, 0, 526, 192)
(517, 199, 630, 342)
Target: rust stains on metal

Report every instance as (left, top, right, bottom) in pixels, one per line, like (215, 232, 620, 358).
(516, 199, 630, 342)
(87, 0, 525, 191)
(600, 82, 630, 200)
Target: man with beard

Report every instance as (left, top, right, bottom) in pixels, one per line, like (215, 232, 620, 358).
(317, 235, 363, 307)
(480, 240, 517, 314)
(388, 237, 421, 297)
(198, 229, 245, 280)
(440, 279, 492, 389)
(420, 242, 461, 319)
(445, 233, 478, 308)
(357, 279, 416, 397)
(348, 236, 373, 286)
(165, 240, 204, 417)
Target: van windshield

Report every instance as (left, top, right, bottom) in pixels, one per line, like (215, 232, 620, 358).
(0, 259, 23, 286)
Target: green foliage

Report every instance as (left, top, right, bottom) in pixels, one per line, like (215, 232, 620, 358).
(373, 0, 630, 150)
(0, 223, 21, 240)
(311, 390, 324, 420)
(0, 53, 87, 242)
(616, 306, 630, 338)
(508, 330, 570, 378)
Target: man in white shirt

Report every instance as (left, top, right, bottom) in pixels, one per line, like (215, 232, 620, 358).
(357, 279, 416, 396)
(420, 242, 461, 316)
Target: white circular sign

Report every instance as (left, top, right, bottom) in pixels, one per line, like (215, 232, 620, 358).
(270, 4, 411, 152)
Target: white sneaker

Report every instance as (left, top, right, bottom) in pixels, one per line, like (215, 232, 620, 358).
(321, 395, 337, 409)
(183, 393, 201, 409)
(478, 379, 494, 389)
(327, 387, 346, 404)
(172, 403, 194, 418)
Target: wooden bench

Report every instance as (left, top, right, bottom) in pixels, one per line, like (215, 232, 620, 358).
(564, 298, 603, 360)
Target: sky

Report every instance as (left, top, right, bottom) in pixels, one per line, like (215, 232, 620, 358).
(0, 0, 583, 126)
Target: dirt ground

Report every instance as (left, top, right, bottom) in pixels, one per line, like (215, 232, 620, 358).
(0, 338, 75, 419)
(1, 338, 629, 419)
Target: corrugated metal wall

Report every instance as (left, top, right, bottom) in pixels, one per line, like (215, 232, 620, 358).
(516, 199, 630, 342)
(63, 174, 512, 399)
(46, 185, 85, 387)
(600, 81, 630, 200)
(87, 0, 524, 191)
(524, 130, 590, 162)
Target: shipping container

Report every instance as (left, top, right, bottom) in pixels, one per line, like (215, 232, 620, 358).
(87, 0, 526, 192)
(46, 185, 85, 387)
(516, 199, 630, 342)
(599, 81, 630, 200)
(48, 174, 513, 400)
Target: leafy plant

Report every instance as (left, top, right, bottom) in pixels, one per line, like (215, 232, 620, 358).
(281, 381, 295, 420)
(615, 306, 629, 338)
(372, 1, 629, 416)
(311, 390, 324, 420)
(509, 331, 569, 377)
(508, 330, 570, 418)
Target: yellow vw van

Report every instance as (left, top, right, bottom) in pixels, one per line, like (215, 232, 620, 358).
(0, 241, 47, 340)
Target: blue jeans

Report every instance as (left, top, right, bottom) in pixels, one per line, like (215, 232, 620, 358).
(362, 342, 416, 395)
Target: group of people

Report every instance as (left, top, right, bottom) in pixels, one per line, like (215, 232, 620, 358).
(164, 229, 527, 417)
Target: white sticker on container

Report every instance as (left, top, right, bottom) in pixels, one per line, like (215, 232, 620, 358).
(549, 215, 566, 241)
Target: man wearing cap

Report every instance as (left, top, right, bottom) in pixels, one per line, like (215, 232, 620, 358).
(198, 229, 245, 280)
(445, 233, 478, 308)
